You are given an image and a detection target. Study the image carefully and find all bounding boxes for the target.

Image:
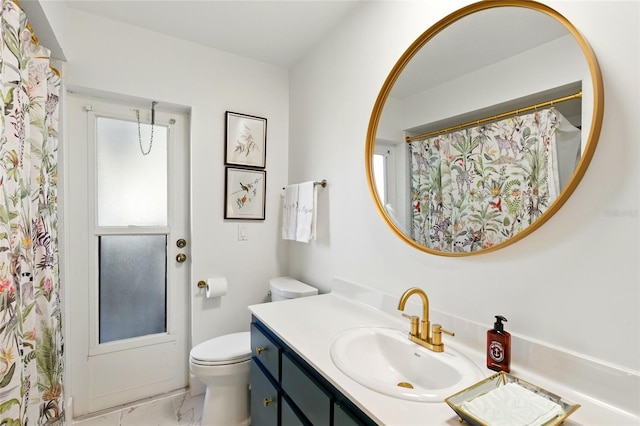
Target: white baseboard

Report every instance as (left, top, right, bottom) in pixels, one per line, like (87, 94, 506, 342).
(65, 396, 73, 423)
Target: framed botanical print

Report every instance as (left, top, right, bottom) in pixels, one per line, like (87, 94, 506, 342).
(225, 111, 267, 168)
(224, 167, 266, 220)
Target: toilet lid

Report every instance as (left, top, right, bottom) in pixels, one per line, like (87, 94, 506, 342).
(190, 331, 251, 364)
(269, 276, 318, 299)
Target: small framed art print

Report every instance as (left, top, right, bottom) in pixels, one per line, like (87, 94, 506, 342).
(225, 111, 267, 168)
(224, 167, 266, 220)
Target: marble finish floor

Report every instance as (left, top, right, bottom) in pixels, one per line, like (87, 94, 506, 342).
(72, 389, 204, 426)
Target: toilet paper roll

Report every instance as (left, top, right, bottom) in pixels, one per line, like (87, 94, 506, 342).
(206, 277, 228, 298)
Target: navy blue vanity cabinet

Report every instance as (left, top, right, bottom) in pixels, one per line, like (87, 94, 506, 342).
(251, 321, 282, 425)
(281, 395, 306, 426)
(282, 352, 332, 424)
(251, 359, 279, 425)
(250, 316, 377, 426)
(333, 402, 365, 426)
(252, 322, 281, 379)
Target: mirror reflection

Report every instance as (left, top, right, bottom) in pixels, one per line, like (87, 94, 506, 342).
(368, 2, 602, 255)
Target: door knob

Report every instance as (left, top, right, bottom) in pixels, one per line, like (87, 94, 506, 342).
(176, 253, 187, 263)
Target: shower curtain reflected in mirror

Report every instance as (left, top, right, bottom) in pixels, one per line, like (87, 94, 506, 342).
(410, 108, 578, 253)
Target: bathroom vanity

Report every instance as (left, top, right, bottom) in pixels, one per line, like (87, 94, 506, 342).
(251, 318, 376, 425)
(248, 282, 639, 425)
(249, 292, 487, 425)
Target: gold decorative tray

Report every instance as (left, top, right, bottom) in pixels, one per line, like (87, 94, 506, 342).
(445, 372, 580, 426)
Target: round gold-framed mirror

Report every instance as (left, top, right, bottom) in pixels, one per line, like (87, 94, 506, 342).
(365, 0, 604, 256)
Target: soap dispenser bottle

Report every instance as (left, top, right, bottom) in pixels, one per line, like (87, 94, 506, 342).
(487, 315, 510, 372)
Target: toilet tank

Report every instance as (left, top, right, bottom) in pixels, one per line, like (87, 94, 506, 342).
(269, 276, 318, 302)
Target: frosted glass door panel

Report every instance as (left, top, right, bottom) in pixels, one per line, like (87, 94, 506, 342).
(97, 117, 168, 226)
(99, 235, 167, 343)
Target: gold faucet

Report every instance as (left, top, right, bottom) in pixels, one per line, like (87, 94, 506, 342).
(397, 287, 454, 352)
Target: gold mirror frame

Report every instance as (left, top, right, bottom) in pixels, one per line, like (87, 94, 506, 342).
(365, 0, 604, 257)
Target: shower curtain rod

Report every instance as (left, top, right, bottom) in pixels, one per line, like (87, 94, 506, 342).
(405, 90, 582, 143)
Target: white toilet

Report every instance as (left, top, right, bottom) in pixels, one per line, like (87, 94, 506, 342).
(268, 276, 318, 302)
(189, 277, 318, 425)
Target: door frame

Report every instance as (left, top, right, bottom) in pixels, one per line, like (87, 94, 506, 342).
(62, 92, 192, 417)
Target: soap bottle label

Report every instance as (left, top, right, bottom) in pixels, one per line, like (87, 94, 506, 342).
(489, 341, 505, 363)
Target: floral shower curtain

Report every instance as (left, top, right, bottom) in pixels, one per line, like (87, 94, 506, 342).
(410, 108, 561, 252)
(0, 1, 63, 424)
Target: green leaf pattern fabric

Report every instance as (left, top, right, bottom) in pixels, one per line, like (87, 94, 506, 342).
(0, 1, 63, 424)
(410, 108, 560, 252)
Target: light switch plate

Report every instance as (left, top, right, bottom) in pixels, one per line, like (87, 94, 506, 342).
(238, 225, 248, 241)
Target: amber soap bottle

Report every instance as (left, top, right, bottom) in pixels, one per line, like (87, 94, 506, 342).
(487, 315, 511, 372)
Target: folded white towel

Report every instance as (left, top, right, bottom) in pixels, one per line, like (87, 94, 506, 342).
(282, 184, 299, 241)
(295, 181, 317, 243)
(461, 382, 564, 426)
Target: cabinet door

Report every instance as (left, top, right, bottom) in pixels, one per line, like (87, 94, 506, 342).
(281, 353, 332, 426)
(281, 395, 308, 426)
(334, 402, 364, 426)
(251, 322, 281, 380)
(250, 359, 278, 426)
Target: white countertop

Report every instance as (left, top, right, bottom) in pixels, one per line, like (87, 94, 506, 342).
(249, 293, 638, 426)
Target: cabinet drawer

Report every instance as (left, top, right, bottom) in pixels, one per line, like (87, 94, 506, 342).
(281, 352, 332, 426)
(250, 359, 279, 426)
(251, 322, 281, 380)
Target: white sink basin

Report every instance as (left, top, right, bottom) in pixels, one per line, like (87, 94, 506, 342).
(329, 326, 484, 402)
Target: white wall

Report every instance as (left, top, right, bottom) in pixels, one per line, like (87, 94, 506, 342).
(400, 35, 591, 135)
(62, 8, 290, 353)
(289, 0, 640, 373)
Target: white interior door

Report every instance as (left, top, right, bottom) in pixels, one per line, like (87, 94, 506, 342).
(65, 93, 190, 416)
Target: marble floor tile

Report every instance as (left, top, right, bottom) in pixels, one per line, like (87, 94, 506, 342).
(172, 392, 204, 425)
(72, 389, 206, 426)
(119, 397, 179, 426)
(72, 411, 120, 426)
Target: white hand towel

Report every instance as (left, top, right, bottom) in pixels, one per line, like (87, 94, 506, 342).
(282, 184, 299, 240)
(295, 181, 316, 243)
(461, 382, 564, 426)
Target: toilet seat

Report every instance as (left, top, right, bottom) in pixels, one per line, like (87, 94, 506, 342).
(190, 331, 251, 366)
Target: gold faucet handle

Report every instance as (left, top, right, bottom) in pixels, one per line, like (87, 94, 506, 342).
(431, 324, 455, 346)
(401, 313, 420, 337)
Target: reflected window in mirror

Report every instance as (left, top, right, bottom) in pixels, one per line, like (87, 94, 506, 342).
(373, 149, 388, 205)
(375, 141, 410, 234)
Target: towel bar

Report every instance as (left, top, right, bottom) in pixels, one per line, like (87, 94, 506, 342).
(282, 180, 327, 190)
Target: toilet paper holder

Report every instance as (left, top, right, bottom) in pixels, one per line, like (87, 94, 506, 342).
(197, 278, 228, 298)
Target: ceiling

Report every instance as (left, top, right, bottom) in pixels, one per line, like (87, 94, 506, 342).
(65, 0, 362, 67)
